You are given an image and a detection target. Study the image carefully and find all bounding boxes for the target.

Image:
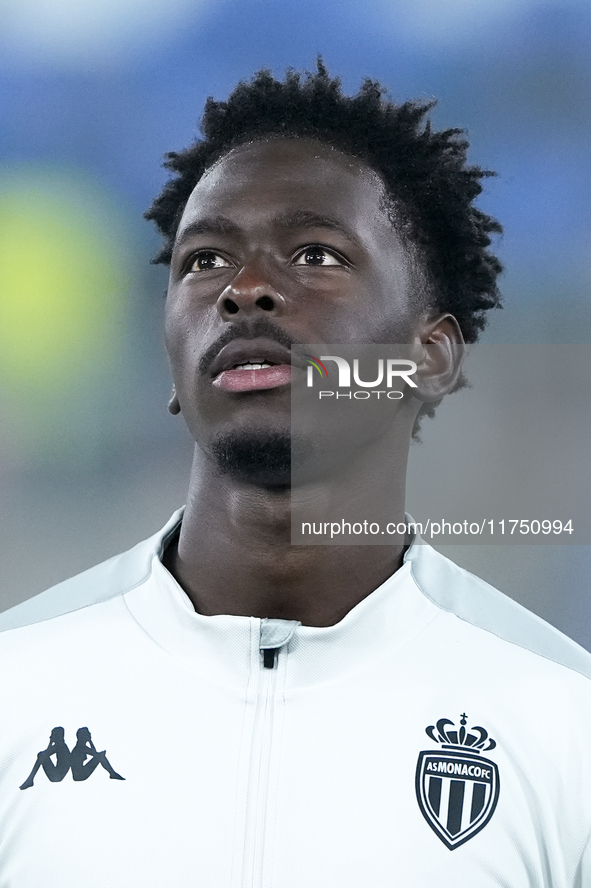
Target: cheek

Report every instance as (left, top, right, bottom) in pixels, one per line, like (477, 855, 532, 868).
(164, 308, 185, 370)
(165, 295, 204, 357)
(366, 265, 417, 340)
(164, 303, 201, 390)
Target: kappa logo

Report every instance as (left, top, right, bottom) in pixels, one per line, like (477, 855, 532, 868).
(415, 713, 499, 850)
(19, 726, 124, 789)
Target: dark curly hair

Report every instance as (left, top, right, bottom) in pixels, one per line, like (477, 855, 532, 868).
(146, 60, 502, 346)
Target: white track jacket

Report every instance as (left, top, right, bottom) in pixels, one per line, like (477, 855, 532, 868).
(1, 508, 591, 886)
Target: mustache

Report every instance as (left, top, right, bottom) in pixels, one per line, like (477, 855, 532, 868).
(198, 318, 298, 375)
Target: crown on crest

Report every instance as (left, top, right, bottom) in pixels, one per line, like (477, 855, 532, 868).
(425, 713, 496, 752)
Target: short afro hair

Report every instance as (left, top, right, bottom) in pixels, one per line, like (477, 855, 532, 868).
(146, 60, 502, 344)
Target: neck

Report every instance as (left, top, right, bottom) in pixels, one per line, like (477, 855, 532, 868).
(164, 433, 411, 627)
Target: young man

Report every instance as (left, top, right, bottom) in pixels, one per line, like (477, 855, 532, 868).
(1, 65, 590, 885)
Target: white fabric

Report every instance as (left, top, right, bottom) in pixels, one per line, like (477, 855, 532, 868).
(1, 509, 591, 886)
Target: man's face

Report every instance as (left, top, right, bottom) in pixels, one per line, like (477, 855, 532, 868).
(165, 137, 424, 480)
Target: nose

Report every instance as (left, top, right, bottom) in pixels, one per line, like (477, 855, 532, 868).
(216, 263, 285, 320)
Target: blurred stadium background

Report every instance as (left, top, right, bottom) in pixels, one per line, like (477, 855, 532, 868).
(1, 0, 590, 644)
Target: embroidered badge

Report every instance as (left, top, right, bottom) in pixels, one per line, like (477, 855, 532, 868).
(415, 713, 499, 849)
(19, 726, 125, 789)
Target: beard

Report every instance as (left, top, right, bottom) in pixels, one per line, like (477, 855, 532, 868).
(210, 430, 302, 487)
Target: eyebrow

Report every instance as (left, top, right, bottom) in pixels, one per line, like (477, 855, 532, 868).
(173, 216, 241, 251)
(173, 209, 364, 253)
(272, 209, 363, 248)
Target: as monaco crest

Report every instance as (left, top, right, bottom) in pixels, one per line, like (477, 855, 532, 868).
(415, 713, 500, 850)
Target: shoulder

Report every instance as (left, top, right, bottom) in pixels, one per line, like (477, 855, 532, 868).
(0, 508, 184, 635)
(404, 538, 591, 682)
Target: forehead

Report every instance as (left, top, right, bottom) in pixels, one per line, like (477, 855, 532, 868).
(175, 138, 394, 241)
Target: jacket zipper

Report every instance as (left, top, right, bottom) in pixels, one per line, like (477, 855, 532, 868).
(241, 620, 299, 888)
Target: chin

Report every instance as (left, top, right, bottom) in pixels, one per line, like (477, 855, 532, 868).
(210, 430, 293, 488)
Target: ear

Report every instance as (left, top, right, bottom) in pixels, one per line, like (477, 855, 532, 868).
(411, 314, 465, 403)
(168, 385, 181, 415)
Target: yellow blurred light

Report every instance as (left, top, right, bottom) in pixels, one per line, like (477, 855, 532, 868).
(0, 168, 130, 391)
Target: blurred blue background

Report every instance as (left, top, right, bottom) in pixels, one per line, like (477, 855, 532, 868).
(1, 0, 590, 643)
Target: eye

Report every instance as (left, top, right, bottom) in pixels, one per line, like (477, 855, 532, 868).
(292, 246, 344, 267)
(188, 251, 233, 272)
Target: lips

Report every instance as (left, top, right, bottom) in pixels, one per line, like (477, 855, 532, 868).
(214, 364, 293, 392)
(209, 338, 301, 392)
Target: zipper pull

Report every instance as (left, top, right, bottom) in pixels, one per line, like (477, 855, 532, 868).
(263, 648, 277, 669)
(259, 619, 300, 669)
